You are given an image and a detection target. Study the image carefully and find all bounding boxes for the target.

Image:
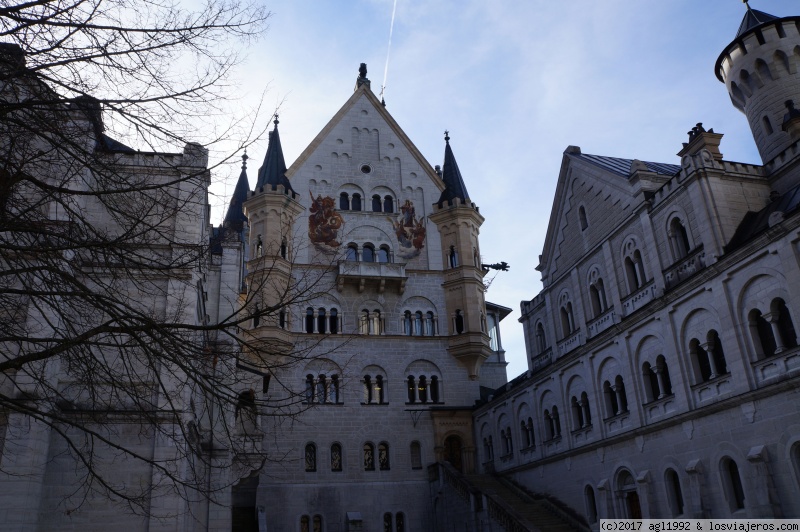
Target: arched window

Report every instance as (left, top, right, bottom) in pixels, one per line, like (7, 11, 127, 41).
(363, 375, 373, 403)
(384, 513, 393, 532)
(410, 441, 422, 469)
(455, 310, 464, 334)
(305, 374, 314, 403)
(360, 309, 370, 334)
(351, 193, 362, 211)
(418, 376, 428, 403)
(721, 457, 746, 512)
(339, 192, 350, 211)
(317, 308, 327, 334)
(305, 443, 317, 472)
(406, 376, 416, 403)
(316, 374, 327, 403)
(535, 322, 547, 354)
(749, 308, 777, 359)
(362, 244, 375, 263)
(552, 406, 561, 436)
(589, 279, 608, 317)
(376, 375, 385, 404)
(424, 312, 436, 336)
(414, 311, 423, 335)
(666, 468, 684, 516)
(305, 307, 314, 333)
(330, 375, 340, 404)
(430, 376, 440, 403)
(378, 442, 390, 470)
(345, 243, 358, 261)
(403, 311, 412, 336)
(642, 362, 660, 403)
(395, 512, 405, 532)
(330, 309, 338, 334)
(384, 195, 394, 213)
(448, 245, 458, 268)
(773, 298, 798, 350)
(603, 376, 628, 417)
(579, 205, 588, 231)
(585, 485, 598, 524)
(279, 310, 286, 329)
(560, 302, 575, 337)
(364, 442, 375, 471)
(370, 309, 382, 334)
(372, 194, 382, 212)
(571, 396, 584, 429)
(642, 355, 672, 402)
(377, 245, 390, 263)
(313, 515, 323, 532)
(624, 247, 647, 293)
(280, 238, 287, 259)
(669, 217, 692, 260)
(331, 443, 343, 472)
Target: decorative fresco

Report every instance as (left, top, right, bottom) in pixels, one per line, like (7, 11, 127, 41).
(389, 199, 426, 260)
(308, 192, 344, 248)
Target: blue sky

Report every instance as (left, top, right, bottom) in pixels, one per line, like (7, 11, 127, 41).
(208, 0, 797, 378)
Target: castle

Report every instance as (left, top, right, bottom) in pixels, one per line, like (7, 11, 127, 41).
(2, 2, 800, 531)
(474, 3, 800, 524)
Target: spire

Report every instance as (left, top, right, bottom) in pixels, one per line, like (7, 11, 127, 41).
(736, 1, 779, 38)
(255, 115, 295, 194)
(223, 151, 251, 232)
(436, 131, 471, 207)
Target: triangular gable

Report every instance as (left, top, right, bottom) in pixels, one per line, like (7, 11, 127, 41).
(285, 84, 444, 192)
(538, 150, 645, 282)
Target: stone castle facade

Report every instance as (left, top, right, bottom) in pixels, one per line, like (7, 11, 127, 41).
(475, 4, 800, 524)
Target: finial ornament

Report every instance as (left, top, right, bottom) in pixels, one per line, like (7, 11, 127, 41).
(242, 148, 248, 169)
(273, 114, 279, 127)
(444, 130, 450, 143)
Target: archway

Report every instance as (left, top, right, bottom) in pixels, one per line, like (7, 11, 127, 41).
(443, 435, 463, 472)
(617, 470, 641, 519)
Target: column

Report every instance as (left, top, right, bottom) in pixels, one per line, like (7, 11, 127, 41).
(765, 313, 786, 354)
(701, 342, 718, 379)
(612, 385, 625, 415)
(654, 368, 668, 399)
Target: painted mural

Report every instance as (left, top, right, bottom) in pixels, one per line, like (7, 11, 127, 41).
(389, 199, 426, 260)
(308, 192, 344, 248)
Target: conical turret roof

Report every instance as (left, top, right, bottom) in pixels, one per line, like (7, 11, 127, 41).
(436, 132, 471, 207)
(255, 116, 295, 193)
(223, 152, 251, 232)
(736, 3, 779, 38)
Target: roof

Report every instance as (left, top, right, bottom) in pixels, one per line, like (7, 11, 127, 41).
(255, 119, 295, 194)
(436, 133, 471, 206)
(223, 154, 251, 232)
(725, 184, 800, 252)
(736, 6, 779, 38)
(571, 153, 680, 178)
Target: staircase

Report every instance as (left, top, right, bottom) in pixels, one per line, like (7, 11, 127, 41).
(431, 462, 591, 532)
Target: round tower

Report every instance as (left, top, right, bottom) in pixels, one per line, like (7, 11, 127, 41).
(715, 5, 800, 164)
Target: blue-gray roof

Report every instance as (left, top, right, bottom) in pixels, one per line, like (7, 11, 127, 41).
(736, 7, 778, 38)
(572, 153, 680, 178)
(436, 133, 471, 206)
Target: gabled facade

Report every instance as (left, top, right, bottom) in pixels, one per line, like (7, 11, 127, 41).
(224, 68, 507, 531)
(475, 4, 800, 523)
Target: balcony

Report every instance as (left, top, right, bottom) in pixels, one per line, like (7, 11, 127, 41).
(752, 347, 800, 386)
(691, 373, 733, 404)
(336, 261, 407, 294)
(621, 280, 656, 316)
(587, 308, 615, 339)
(664, 246, 706, 290)
(556, 330, 582, 358)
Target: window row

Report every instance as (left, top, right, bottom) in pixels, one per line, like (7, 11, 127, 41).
(300, 308, 440, 336)
(300, 511, 406, 532)
(339, 192, 395, 213)
(402, 310, 436, 336)
(345, 242, 391, 262)
(304, 374, 341, 404)
(303, 374, 444, 405)
(583, 456, 750, 522)
(304, 441, 423, 472)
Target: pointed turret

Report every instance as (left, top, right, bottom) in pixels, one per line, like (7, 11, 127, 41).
(255, 116, 295, 194)
(736, 2, 778, 38)
(716, 2, 800, 167)
(223, 152, 251, 233)
(436, 131, 471, 207)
